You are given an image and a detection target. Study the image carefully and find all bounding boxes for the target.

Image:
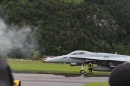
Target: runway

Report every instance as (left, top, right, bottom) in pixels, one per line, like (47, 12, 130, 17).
(13, 73, 109, 86)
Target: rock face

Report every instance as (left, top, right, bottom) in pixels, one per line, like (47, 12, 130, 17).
(87, 15, 119, 31)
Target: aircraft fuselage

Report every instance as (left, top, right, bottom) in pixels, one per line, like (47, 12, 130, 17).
(44, 50, 130, 72)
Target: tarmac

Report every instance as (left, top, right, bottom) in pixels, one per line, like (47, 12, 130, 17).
(13, 73, 109, 86)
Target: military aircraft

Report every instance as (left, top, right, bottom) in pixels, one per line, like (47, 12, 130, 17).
(44, 50, 129, 74)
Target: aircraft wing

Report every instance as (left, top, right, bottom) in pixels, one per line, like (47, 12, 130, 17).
(70, 55, 130, 62)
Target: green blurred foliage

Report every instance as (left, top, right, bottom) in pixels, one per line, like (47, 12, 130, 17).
(0, 0, 130, 58)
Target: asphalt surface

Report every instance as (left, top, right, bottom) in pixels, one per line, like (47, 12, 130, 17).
(13, 73, 109, 86)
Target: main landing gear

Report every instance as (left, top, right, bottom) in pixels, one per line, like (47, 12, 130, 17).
(80, 64, 85, 74)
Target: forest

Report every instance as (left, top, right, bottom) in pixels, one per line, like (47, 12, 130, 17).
(0, 0, 130, 59)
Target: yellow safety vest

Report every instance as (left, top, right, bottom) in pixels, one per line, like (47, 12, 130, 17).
(88, 63, 93, 68)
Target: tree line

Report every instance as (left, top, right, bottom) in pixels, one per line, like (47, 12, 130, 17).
(0, 0, 130, 59)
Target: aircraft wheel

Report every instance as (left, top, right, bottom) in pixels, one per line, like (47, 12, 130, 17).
(80, 70, 85, 74)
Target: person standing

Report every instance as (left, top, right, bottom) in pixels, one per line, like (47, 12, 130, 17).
(88, 61, 93, 76)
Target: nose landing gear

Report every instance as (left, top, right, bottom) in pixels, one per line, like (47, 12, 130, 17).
(80, 64, 85, 74)
(79, 62, 93, 76)
(80, 70, 85, 74)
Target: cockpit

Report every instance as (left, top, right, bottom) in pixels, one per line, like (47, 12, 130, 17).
(68, 50, 92, 55)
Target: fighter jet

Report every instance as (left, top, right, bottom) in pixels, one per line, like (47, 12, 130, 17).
(44, 50, 130, 74)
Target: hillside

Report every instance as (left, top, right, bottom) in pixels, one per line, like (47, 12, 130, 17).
(0, 0, 130, 58)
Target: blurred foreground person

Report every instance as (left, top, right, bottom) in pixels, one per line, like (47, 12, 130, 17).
(109, 63, 130, 86)
(0, 54, 14, 86)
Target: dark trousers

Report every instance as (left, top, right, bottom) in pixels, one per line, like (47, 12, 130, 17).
(88, 68, 93, 76)
(88, 68, 93, 73)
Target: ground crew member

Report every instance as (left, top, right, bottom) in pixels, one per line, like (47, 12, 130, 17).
(88, 61, 93, 76)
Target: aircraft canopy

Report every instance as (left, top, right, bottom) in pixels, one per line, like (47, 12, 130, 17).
(68, 50, 92, 55)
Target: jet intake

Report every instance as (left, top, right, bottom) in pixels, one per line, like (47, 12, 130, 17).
(97, 61, 109, 66)
(70, 63, 82, 66)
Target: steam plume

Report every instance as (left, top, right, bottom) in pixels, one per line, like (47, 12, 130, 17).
(0, 18, 37, 57)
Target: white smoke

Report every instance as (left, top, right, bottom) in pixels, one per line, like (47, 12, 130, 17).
(0, 18, 36, 56)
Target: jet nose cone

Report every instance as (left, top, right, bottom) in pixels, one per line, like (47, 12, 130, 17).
(44, 57, 51, 62)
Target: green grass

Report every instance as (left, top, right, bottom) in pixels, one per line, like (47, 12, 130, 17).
(7, 59, 110, 75)
(85, 82, 109, 86)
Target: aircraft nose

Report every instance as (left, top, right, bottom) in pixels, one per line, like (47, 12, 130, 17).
(44, 57, 51, 62)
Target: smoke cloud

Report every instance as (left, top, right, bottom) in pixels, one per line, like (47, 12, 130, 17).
(0, 18, 37, 58)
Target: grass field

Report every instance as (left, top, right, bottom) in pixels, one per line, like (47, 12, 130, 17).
(7, 59, 110, 75)
(85, 82, 109, 86)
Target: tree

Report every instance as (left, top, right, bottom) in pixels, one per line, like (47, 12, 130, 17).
(32, 51, 40, 60)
